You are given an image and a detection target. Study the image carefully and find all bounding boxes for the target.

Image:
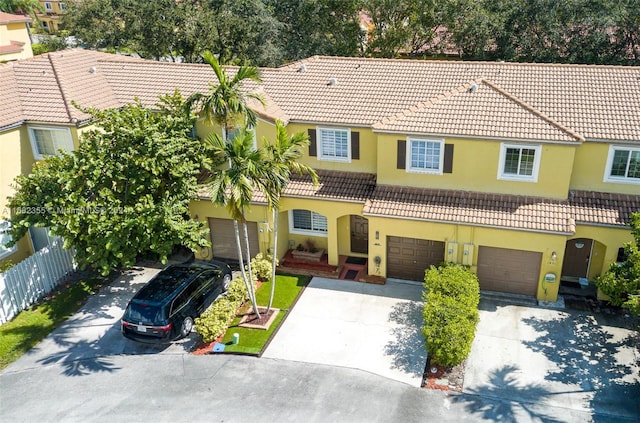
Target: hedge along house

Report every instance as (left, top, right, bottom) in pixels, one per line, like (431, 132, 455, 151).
(0, 50, 639, 302)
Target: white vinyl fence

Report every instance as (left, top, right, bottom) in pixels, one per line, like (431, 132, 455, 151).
(0, 237, 77, 325)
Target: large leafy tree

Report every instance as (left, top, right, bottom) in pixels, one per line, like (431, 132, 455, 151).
(6, 92, 209, 275)
(262, 121, 318, 312)
(362, 0, 440, 58)
(596, 213, 640, 317)
(0, 0, 43, 18)
(267, 0, 363, 60)
(187, 50, 266, 316)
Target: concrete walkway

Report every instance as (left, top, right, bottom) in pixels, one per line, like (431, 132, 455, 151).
(263, 277, 426, 387)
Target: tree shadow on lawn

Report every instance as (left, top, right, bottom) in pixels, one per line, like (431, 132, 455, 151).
(454, 365, 569, 423)
(383, 300, 426, 377)
(520, 312, 640, 421)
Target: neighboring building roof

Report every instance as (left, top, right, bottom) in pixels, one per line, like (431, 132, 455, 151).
(1, 49, 640, 142)
(363, 185, 575, 234)
(569, 190, 640, 227)
(0, 12, 31, 24)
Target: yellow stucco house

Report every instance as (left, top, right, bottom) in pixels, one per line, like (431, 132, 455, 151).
(0, 12, 32, 62)
(37, 1, 67, 33)
(1, 49, 639, 303)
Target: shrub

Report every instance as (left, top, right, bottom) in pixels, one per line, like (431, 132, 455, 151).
(194, 278, 248, 343)
(248, 253, 278, 282)
(422, 264, 480, 367)
(423, 262, 479, 307)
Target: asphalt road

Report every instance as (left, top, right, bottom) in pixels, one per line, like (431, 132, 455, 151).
(0, 265, 636, 422)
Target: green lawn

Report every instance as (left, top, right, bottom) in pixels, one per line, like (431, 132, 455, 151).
(220, 274, 309, 354)
(0, 275, 104, 370)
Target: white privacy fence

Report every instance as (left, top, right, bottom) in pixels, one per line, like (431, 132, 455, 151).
(0, 238, 77, 325)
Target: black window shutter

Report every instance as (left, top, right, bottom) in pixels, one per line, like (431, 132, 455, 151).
(443, 144, 454, 173)
(308, 129, 317, 157)
(397, 140, 406, 169)
(351, 132, 360, 160)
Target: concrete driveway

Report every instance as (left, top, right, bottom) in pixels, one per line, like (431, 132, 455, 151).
(263, 277, 427, 387)
(5, 265, 199, 375)
(460, 299, 640, 422)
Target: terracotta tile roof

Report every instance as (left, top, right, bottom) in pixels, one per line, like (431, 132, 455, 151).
(363, 185, 575, 233)
(2, 50, 640, 142)
(372, 79, 583, 143)
(363, 185, 640, 233)
(264, 56, 640, 141)
(0, 12, 31, 24)
(0, 65, 23, 128)
(284, 169, 377, 203)
(569, 190, 640, 227)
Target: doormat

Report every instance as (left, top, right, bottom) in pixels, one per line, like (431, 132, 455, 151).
(345, 256, 367, 265)
(344, 269, 359, 280)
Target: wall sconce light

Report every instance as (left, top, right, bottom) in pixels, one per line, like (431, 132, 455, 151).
(551, 251, 557, 261)
(375, 231, 379, 240)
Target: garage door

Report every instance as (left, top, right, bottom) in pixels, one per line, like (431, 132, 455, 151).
(477, 246, 542, 296)
(208, 218, 260, 261)
(387, 236, 445, 281)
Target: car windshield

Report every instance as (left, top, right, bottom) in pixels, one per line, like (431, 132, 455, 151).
(124, 301, 164, 325)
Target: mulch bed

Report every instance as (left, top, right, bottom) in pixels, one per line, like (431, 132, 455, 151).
(239, 307, 277, 327)
(422, 357, 465, 392)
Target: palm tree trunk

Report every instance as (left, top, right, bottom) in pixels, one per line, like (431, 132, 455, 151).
(233, 219, 260, 317)
(242, 221, 260, 317)
(267, 206, 279, 312)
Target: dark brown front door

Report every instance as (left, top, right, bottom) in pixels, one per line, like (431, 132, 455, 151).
(561, 238, 593, 280)
(350, 215, 369, 254)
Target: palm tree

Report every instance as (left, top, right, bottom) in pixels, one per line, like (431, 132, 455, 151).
(205, 129, 267, 316)
(186, 50, 266, 316)
(185, 50, 264, 137)
(263, 121, 318, 312)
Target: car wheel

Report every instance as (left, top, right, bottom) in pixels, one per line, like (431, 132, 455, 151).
(222, 274, 232, 291)
(180, 316, 194, 338)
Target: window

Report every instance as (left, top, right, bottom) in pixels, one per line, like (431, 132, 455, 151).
(289, 210, 328, 236)
(498, 143, 541, 182)
(604, 146, 640, 184)
(28, 126, 74, 159)
(0, 220, 17, 259)
(44, 2, 53, 11)
(407, 138, 444, 174)
(59, 2, 66, 10)
(318, 127, 350, 162)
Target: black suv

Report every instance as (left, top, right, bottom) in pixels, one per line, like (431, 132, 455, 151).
(122, 260, 232, 343)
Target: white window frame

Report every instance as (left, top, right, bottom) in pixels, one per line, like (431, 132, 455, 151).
(497, 143, 541, 182)
(44, 2, 53, 11)
(0, 220, 17, 260)
(288, 210, 328, 237)
(604, 145, 640, 184)
(59, 2, 67, 11)
(28, 126, 74, 160)
(406, 137, 444, 174)
(317, 127, 351, 163)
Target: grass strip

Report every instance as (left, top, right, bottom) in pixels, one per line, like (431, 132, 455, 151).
(0, 275, 104, 370)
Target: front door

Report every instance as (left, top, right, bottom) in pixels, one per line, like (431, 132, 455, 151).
(350, 215, 369, 254)
(561, 238, 593, 280)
